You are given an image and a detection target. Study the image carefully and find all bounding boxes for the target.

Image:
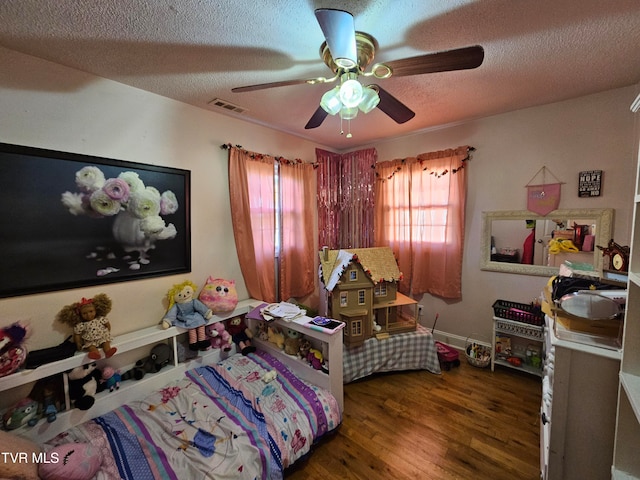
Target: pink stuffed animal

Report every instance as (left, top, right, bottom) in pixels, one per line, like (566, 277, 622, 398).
(198, 277, 238, 313)
(207, 322, 232, 352)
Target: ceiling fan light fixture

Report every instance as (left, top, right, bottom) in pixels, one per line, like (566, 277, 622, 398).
(339, 105, 358, 120)
(339, 78, 363, 108)
(358, 86, 380, 113)
(320, 86, 342, 115)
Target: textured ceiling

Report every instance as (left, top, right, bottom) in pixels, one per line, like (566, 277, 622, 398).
(1, 0, 640, 150)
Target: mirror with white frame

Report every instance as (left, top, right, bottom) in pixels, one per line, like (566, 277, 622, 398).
(480, 208, 613, 276)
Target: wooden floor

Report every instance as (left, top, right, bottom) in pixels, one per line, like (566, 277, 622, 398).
(287, 361, 542, 480)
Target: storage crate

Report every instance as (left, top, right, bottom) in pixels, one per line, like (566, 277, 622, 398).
(492, 300, 544, 326)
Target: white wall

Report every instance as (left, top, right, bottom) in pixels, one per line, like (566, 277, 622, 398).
(0, 46, 636, 351)
(366, 86, 637, 342)
(0, 47, 326, 349)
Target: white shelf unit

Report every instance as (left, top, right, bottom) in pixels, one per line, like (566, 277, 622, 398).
(611, 93, 640, 479)
(491, 316, 544, 377)
(246, 315, 344, 413)
(0, 298, 261, 443)
(541, 315, 621, 480)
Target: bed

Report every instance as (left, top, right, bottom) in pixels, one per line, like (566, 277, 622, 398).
(39, 350, 341, 480)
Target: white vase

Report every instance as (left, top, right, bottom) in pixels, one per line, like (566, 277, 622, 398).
(112, 211, 154, 261)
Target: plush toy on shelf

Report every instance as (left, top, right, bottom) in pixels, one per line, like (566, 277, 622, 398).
(267, 326, 285, 350)
(121, 343, 173, 381)
(100, 366, 122, 392)
(198, 277, 238, 313)
(162, 280, 212, 351)
(27, 375, 65, 424)
(298, 338, 312, 360)
(2, 398, 39, 430)
(55, 293, 117, 360)
(67, 362, 103, 410)
(284, 328, 302, 356)
(226, 316, 256, 355)
(207, 322, 232, 351)
(0, 321, 30, 377)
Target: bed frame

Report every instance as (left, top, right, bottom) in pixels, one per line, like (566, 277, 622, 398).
(0, 299, 344, 443)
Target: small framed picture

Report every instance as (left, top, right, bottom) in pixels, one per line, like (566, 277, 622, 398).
(578, 170, 602, 197)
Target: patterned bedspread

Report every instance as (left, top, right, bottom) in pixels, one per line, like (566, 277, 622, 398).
(343, 323, 442, 383)
(44, 351, 341, 480)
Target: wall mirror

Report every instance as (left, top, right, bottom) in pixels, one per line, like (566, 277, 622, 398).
(480, 208, 614, 276)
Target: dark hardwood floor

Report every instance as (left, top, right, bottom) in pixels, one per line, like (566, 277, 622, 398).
(287, 360, 542, 480)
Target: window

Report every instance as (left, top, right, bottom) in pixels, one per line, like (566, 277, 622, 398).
(374, 148, 468, 298)
(349, 270, 357, 281)
(340, 292, 348, 307)
(358, 289, 366, 305)
(374, 283, 387, 297)
(350, 320, 362, 337)
(228, 147, 316, 302)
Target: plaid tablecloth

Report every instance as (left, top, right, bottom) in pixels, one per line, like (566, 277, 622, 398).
(343, 323, 442, 383)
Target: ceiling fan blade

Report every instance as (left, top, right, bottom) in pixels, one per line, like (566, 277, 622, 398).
(374, 85, 415, 124)
(232, 78, 312, 93)
(305, 106, 329, 129)
(315, 8, 357, 68)
(385, 45, 484, 77)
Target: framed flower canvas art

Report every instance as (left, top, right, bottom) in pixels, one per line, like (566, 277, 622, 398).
(0, 143, 191, 298)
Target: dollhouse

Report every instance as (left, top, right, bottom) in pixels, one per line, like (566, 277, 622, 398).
(318, 246, 417, 346)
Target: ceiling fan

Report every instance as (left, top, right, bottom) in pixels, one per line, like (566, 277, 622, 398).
(232, 8, 484, 134)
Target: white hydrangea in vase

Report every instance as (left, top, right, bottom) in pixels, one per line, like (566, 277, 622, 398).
(61, 166, 178, 271)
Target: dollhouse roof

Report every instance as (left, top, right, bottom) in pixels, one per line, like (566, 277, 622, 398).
(319, 246, 402, 292)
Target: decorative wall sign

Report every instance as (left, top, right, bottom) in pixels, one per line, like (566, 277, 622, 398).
(578, 170, 603, 197)
(525, 166, 564, 216)
(0, 143, 191, 298)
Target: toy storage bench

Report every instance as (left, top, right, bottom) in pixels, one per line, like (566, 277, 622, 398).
(342, 323, 441, 383)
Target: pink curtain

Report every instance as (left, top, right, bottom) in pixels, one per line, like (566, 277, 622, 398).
(228, 147, 315, 303)
(229, 148, 276, 302)
(374, 147, 469, 299)
(279, 160, 316, 300)
(316, 147, 377, 249)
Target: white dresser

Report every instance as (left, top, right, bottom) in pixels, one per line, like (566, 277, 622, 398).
(540, 314, 621, 480)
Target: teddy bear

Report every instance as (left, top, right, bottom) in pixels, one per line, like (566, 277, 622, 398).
(284, 328, 302, 356)
(207, 322, 232, 351)
(267, 326, 285, 350)
(121, 343, 173, 381)
(55, 293, 116, 360)
(198, 277, 239, 313)
(225, 316, 256, 355)
(67, 362, 103, 410)
(298, 338, 312, 360)
(255, 321, 269, 341)
(162, 280, 212, 351)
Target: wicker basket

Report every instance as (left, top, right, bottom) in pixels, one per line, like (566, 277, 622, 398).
(492, 299, 544, 326)
(465, 336, 491, 368)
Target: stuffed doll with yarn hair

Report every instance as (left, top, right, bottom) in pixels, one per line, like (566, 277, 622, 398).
(162, 280, 212, 351)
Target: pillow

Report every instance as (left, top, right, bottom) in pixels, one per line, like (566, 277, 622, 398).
(38, 443, 101, 480)
(0, 429, 41, 480)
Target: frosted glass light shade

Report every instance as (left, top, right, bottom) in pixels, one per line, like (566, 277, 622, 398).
(358, 87, 380, 113)
(320, 87, 342, 115)
(339, 105, 358, 120)
(339, 79, 363, 108)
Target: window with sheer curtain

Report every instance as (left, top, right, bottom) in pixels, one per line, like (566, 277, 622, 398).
(228, 147, 315, 303)
(374, 147, 470, 299)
